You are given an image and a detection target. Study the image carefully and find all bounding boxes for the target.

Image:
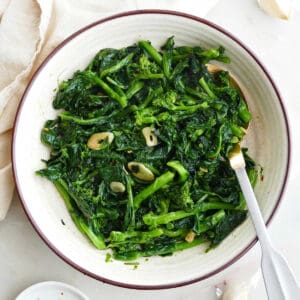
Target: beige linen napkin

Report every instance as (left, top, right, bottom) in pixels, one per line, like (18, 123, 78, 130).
(0, 0, 220, 220)
(0, 0, 52, 220)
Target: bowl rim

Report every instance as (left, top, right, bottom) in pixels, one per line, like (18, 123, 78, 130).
(12, 9, 291, 290)
(15, 281, 89, 300)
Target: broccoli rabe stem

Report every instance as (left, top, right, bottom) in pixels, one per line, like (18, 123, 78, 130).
(77, 217, 107, 250)
(113, 105, 138, 119)
(82, 70, 128, 107)
(106, 79, 127, 100)
(54, 179, 73, 211)
(163, 228, 189, 238)
(109, 228, 189, 247)
(60, 105, 136, 126)
(126, 81, 145, 99)
(135, 73, 164, 80)
(55, 178, 93, 219)
(185, 86, 212, 101)
(169, 102, 209, 112)
(143, 202, 236, 227)
(208, 123, 225, 158)
(134, 111, 169, 126)
(113, 237, 207, 261)
(106, 76, 127, 90)
(54, 179, 106, 249)
(133, 171, 175, 209)
(138, 86, 164, 109)
(138, 40, 163, 65)
(196, 201, 236, 211)
(59, 111, 115, 125)
(199, 77, 216, 98)
(210, 209, 226, 225)
(238, 99, 252, 123)
(194, 210, 226, 234)
(162, 51, 172, 78)
(123, 176, 135, 230)
(100, 52, 134, 78)
(95, 77, 127, 107)
(167, 161, 189, 183)
(143, 210, 194, 227)
(230, 124, 245, 138)
(200, 48, 220, 59)
(109, 228, 164, 246)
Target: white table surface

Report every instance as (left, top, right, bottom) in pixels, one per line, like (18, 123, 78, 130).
(1, 0, 300, 299)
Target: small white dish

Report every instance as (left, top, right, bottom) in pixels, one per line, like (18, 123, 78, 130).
(15, 281, 89, 300)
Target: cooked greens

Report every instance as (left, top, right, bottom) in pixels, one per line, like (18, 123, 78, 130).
(37, 37, 258, 260)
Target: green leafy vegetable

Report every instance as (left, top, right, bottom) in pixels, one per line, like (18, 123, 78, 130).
(37, 37, 259, 261)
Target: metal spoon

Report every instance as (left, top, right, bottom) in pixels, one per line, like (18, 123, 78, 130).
(229, 145, 300, 299)
(207, 64, 300, 299)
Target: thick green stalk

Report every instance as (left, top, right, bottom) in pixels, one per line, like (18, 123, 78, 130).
(143, 210, 194, 227)
(194, 210, 226, 234)
(133, 171, 175, 209)
(100, 52, 134, 78)
(94, 77, 127, 107)
(162, 51, 171, 78)
(77, 218, 106, 250)
(54, 179, 73, 211)
(199, 77, 216, 98)
(123, 176, 135, 230)
(134, 73, 164, 80)
(59, 111, 114, 126)
(126, 81, 144, 99)
(197, 201, 236, 211)
(208, 123, 225, 158)
(238, 100, 252, 123)
(113, 237, 206, 261)
(143, 202, 235, 227)
(109, 229, 164, 246)
(54, 179, 106, 249)
(167, 161, 189, 183)
(139, 40, 163, 65)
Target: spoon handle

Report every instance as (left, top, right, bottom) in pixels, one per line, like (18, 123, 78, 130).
(235, 167, 300, 299)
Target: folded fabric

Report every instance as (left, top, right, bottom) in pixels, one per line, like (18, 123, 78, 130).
(0, 0, 52, 220)
(0, 0, 220, 220)
(0, 0, 10, 18)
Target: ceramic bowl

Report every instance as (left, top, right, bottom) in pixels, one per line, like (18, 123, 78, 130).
(15, 281, 89, 300)
(12, 10, 290, 289)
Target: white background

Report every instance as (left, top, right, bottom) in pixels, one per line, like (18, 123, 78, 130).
(1, 0, 300, 299)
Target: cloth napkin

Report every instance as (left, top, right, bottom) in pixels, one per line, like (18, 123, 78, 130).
(0, 0, 220, 220)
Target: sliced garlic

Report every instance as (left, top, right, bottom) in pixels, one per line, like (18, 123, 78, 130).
(185, 231, 196, 243)
(142, 127, 158, 147)
(87, 132, 114, 150)
(110, 181, 126, 193)
(257, 0, 292, 20)
(127, 162, 155, 181)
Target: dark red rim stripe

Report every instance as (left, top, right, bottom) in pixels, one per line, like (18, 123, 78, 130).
(12, 9, 291, 290)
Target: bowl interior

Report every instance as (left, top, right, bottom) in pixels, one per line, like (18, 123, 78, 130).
(13, 11, 289, 288)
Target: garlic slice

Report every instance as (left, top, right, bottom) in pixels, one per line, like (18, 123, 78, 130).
(257, 0, 293, 20)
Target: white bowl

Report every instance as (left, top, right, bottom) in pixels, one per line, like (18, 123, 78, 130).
(12, 10, 290, 289)
(16, 281, 89, 300)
